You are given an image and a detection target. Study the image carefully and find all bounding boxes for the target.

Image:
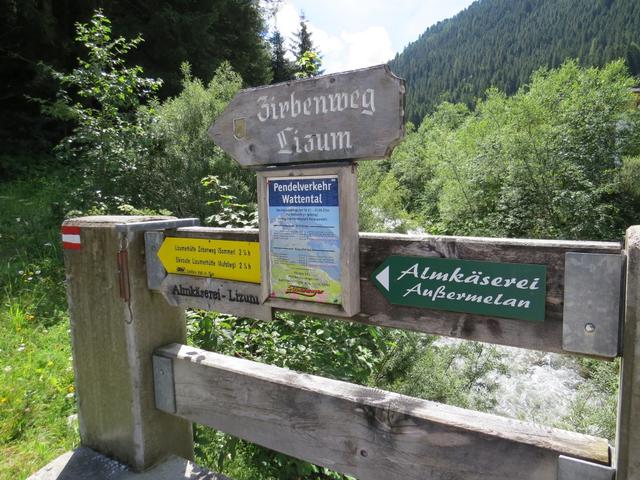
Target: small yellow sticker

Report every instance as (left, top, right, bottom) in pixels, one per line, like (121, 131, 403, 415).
(157, 237, 260, 284)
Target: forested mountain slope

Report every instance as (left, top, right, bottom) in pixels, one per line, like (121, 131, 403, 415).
(389, 0, 640, 124)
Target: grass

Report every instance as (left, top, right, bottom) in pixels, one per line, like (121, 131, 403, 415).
(0, 171, 79, 479)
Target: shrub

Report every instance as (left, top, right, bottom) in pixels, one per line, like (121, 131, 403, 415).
(138, 63, 255, 220)
(44, 11, 162, 211)
(385, 60, 640, 241)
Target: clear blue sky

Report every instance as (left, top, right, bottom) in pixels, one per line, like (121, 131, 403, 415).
(268, 0, 477, 73)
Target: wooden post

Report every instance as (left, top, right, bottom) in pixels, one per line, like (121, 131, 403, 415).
(617, 226, 640, 479)
(62, 216, 193, 471)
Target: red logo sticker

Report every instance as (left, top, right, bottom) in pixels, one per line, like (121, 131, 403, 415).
(285, 285, 325, 298)
(61, 225, 81, 250)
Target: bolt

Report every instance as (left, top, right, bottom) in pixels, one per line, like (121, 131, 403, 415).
(585, 323, 596, 333)
(360, 449, 368, 458)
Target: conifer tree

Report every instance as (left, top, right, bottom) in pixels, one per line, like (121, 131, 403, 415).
(294, 14, 314, 59)
(389, 0, 640, 124)
(270, 29, 294, 83)
(292, 14, 323, 77)
(627, 42, 640, 76)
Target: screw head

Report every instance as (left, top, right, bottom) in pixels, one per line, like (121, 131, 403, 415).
(584, 323, 596, 333)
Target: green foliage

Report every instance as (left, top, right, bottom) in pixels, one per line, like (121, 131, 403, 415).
(557, 358, 620, 441)
(58, 12, 161, 111)
(138, 62, 254, 220)
(201, 175, 258, 229)
(357, 161, 416, 233)
(384, 60, 640, 241)
(294, 51, 323, 79)
(46, 14, 253, 220)
(390, 0, 640, 124)
(189, 312, 389, 384)
(45, 11, 162, 211)
(373, 334, 507, 412)
(188, 310, 392, 479)
(0, 171, 79, 479)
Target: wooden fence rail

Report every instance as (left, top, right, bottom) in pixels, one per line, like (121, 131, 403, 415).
(167, 227, 622, 354)
(153, 343, 610, 480)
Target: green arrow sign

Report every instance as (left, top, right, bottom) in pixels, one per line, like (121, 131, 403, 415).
(371, 256, 546, 322)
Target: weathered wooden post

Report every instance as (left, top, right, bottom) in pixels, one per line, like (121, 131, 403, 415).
(62, 216, 194, 471)
(616, 226, 640, 479)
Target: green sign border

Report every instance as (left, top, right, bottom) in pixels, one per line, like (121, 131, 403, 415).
(371, 256, 547, 322)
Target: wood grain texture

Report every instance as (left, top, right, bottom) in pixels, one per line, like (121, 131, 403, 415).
(208, 65, 404, 167)
(62, 217, 193, 471)
(156, 343, 610, 480)
(170, 227, 622, 353)
(168, 227, 259, 242)
(616, 226, 640, 480)
(357, 232, 621, 355)
(159, 274, 272, 321)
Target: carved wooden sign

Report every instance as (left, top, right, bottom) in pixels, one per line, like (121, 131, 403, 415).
(160, 274, 272, 321)
(208, 65, 405, 167)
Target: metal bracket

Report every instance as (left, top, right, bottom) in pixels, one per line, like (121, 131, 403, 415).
(152, 355, 176, 414)
(144, 231, 166, 290)
(557, 455, 615, 480)
(140, 220, 201, 291)
(563, 252, 625, 358)
(115, 218, 199, 233)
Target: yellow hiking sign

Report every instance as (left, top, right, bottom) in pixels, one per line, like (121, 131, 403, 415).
(157, 237, 260, 283)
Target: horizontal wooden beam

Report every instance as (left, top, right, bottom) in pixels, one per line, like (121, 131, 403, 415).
(155, 343, 610, 480)
(170, 227, 622, 353)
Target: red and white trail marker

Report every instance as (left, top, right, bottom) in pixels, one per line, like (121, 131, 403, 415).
(61, 225, 81, 250)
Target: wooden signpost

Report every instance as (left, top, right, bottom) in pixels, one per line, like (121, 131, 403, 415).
(206, 64, 406, 319)
(159, 274, 271, 321)
(155, 234, 268, 319)
(60, 216, 626, 480)
(208, 65, 405, 167)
